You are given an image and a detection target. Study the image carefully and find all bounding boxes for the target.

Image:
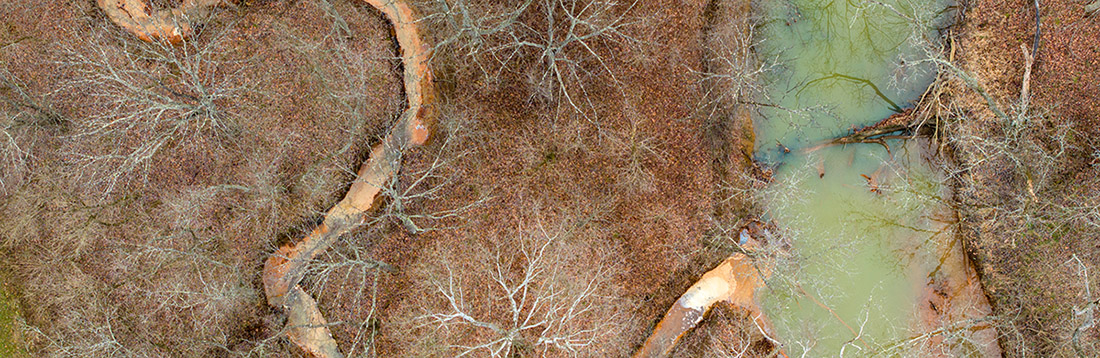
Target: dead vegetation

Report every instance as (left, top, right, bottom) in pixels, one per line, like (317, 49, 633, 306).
(914, 1, 1100, 354)
(419, 0, 646, 126)
(19, 0, 1096, 356)
(58, 21, 250, 196)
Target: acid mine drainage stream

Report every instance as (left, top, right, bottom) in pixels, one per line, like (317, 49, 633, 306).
(640, 0, 1000, 357)
(99, 0, 431, 356)
(98, 0, 1001, 357)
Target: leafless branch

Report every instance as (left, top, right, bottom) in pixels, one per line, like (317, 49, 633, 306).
(417, 217, 622, 357)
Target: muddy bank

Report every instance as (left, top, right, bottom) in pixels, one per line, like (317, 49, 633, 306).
(95, 0, 220, 43)
(636, 224, 777, 358)
(257, 0, 434, 356)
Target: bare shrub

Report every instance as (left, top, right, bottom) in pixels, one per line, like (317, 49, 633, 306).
(120, 232, 255, 354)
(916, 38, 1100, 356)
(607, 111, 663, 193)
(378, 113, 491, 234)
(18, 296, 132, 357)
(417, 0, 535, 78)
(14, 227, 257, 357)
(669, 303, 780, 358)
(926, 43, 1100, 245)
(1067, 255, 1099, 356)
(0, 63, 63, 195)
(0, 110, 28, 193)
(304, 230, 397, 357)
(694, 15, 773, 118)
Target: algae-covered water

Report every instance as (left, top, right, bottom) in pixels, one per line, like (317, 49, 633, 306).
(752, 0, 960, 355)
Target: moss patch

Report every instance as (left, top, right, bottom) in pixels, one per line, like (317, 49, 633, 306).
(0, 287, 26, 357)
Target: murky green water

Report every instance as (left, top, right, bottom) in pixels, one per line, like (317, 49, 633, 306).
(753, 0, 956, 355)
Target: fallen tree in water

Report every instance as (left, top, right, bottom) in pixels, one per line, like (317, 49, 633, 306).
(806, 107, 938, 154)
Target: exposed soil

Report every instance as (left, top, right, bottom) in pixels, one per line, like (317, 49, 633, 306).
(361, 1, 749, 355)
(1, 0, 400, 355)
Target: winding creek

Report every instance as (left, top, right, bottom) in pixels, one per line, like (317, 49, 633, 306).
(99, 0, 433, 356)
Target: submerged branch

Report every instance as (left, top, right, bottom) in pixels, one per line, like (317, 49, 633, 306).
(800, 73, 903, 113)
(807, 108, 936, 153)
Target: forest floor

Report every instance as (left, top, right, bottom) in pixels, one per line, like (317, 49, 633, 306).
(0, 0, 1096, 357)
(946, 0, 1100, 356)
(1, 0, 759, 356)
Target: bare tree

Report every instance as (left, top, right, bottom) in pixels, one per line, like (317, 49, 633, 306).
(0, 64, 62, 194)
(1067, 255, 1098, 356)
(0, 111, 28, 192)
(304, 231, 396, 358)
(423, 0, 643, 122)
(377, 116, 491, 234)
(58, 22, 250, 196)
(416, 217, 625, 357)
(693, 15, 774, 120)
(607, 105, 663, 193)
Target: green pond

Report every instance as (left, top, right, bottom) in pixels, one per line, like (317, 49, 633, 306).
(752, 0, 962, 355)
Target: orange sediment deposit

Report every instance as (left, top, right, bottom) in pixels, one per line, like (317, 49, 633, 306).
(284, 285, 343, 358)
(635, 227, 782, 358)
(260, 0, 435, 356)
(95, 0, 221, 44)
(259, 127, 407, 358)
(361, 0, 436, 146)
(100, 0, 432, 354)
(909, 230, 1001, 357)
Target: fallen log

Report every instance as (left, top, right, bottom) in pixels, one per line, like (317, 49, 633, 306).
(806, 107, 937, 154)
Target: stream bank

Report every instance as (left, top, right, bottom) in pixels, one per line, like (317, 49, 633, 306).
(935, 0, 1100, 355)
